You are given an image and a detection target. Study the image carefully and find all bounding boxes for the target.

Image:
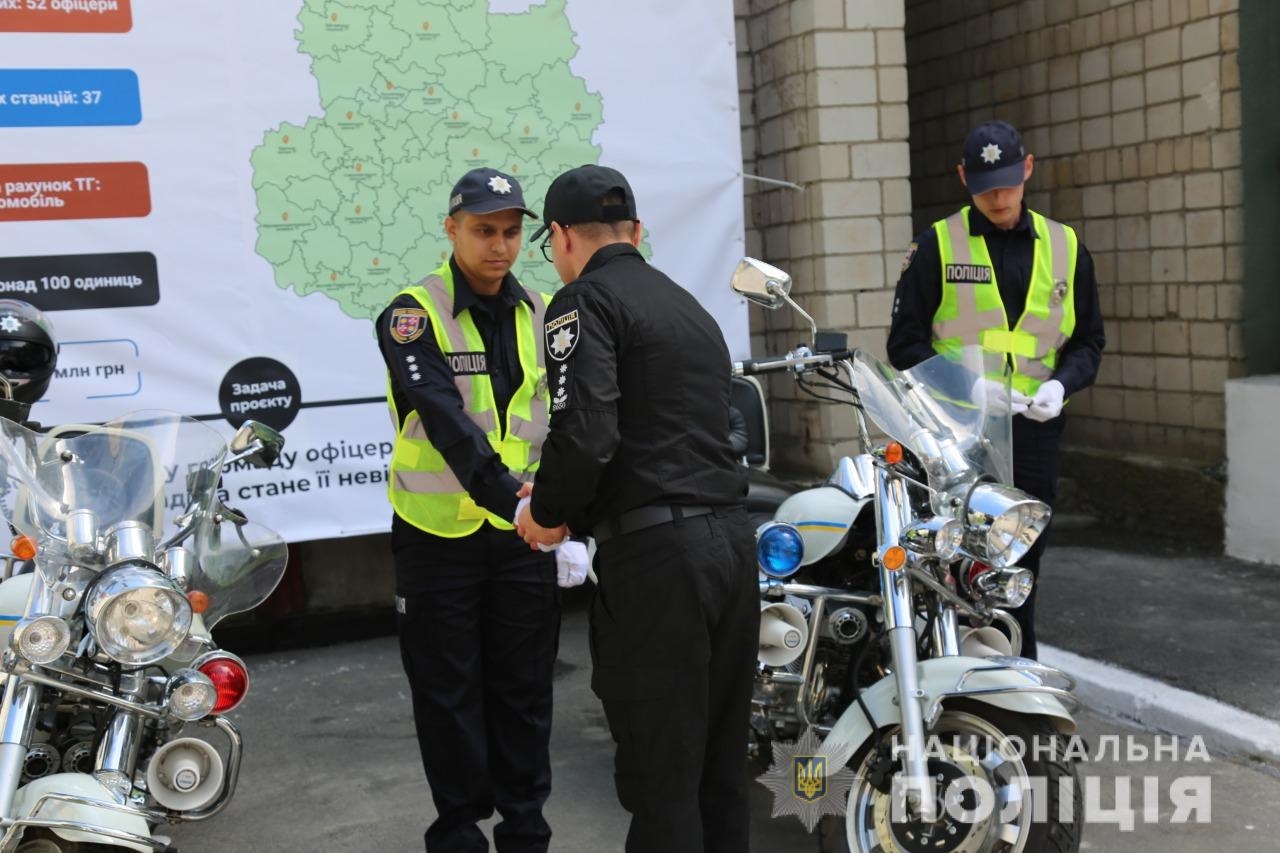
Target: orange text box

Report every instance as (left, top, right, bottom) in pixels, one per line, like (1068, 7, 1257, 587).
(0, 162, 150, 222)
(0, 0, 132, 33)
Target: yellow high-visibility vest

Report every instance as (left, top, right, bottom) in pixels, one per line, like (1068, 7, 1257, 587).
(387, 261, 550, 537)
(931, 206, 1078, 396)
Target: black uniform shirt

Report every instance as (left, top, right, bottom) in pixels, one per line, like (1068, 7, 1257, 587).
(528, 243, 747, 534)
(377, 257, 530, 524)
(887, 204, 1105, 396)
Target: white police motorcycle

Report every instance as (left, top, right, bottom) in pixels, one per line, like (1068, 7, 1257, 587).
(0, 406, 286, 852)
(732, 258, 1083, 853)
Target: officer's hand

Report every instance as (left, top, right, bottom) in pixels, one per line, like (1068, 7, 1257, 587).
(516, 500, 568, 551)
(970, 377, 1030, 415)
(516, 482, 532, 499)
(555, 540, 591, 588)
(1025, 379, 1065, 422)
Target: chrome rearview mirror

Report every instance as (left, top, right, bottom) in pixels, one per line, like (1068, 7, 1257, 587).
(730, 258, 792, 309)
(730, 257, 818, 346)
(230, 420, 284, 469)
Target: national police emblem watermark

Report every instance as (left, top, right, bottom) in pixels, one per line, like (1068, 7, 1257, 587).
(757, 727, 855, 831)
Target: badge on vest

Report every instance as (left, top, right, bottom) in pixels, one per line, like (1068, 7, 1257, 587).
(390, 307, 429, 344)
(448, 352, 488, 375)
(545, 310, 580, 362)
(945, 264, 994, 284)
(1051, 279, 1068, 306)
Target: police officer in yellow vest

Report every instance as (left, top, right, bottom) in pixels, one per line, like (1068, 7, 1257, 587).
(887, 121, 1105, 660)
(376, 167, 584, 853)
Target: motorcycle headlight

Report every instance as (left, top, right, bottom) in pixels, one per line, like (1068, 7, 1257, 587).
(959, 483, 1050, 568)
(11, 616, 71, 665)
(756, 522, 804, 579)
(84, 562, 193, 667)
(974, 566, 1035, 608)
(901, 517, 965, 561)
(166, 669, 218, 721)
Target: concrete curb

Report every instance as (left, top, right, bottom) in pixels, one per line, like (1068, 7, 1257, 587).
(1041, 644, 1280, 766)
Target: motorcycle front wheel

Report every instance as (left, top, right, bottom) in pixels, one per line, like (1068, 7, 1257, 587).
(817, 700, 1082, 853)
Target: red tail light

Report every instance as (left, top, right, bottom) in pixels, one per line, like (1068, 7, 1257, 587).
(965, 560, 993, 594)
(196, 654, 249, 714)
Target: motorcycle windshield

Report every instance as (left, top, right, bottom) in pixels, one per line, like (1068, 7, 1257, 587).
(188, 517, 287, 629)
(0, 412, 227, 574)
(850, 347, 1014, 512)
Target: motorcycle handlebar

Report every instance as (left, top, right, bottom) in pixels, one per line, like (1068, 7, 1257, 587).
(732, 349, 855, 377)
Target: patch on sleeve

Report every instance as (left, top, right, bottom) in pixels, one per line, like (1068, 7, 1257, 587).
(551, 362, 571, 413)
(899, 242, 919, 275)
(544, 309, 580, 362)
(389, 307, 429, 344)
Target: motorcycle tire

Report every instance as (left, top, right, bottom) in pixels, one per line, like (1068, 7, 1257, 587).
(816, 699, 1082, 853)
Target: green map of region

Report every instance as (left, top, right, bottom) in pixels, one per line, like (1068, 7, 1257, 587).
(252, 0, 604, 319)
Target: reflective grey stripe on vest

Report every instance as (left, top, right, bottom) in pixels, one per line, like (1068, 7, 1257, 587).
(933, 211, 1005, 342)
(1016, 217, 1073, 380)
(509, 285, 550, 467)
(395, 467, 463, 494)
(419, 274, 498, 434)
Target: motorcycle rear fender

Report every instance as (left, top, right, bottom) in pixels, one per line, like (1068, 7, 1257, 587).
(818, 655, 1077, 768)
(13, 773, 152, 852)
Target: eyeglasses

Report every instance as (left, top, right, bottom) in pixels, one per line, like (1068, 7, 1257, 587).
(539, 233, 553, 263)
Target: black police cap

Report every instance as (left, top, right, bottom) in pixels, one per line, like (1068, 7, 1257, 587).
(447, 167, 537, 218)
(960, 120, 1028, 195)
(529, 165, 638, 242)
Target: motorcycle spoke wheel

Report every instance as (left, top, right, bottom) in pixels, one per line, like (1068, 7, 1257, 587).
(821, 702, 1081, 853)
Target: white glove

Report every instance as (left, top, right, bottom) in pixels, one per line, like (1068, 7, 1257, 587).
(970, 377, 1030, 415)
(555, 539, 590, 588)
(513, 495, 561, 552)
(1025, 379, 1065, 422)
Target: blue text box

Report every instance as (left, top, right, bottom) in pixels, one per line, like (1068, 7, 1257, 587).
(0, 69, 141, 127)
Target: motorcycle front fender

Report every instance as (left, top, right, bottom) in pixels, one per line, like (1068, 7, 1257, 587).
(819, 655, 1077, 768)
(12, 773, 153, 852)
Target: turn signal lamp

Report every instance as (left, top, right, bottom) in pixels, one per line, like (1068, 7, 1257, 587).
(187, 590, 210, 615)
(884, 442, 904, 465)
(10, 536, 36, 561)
(881, 545, 907, 571)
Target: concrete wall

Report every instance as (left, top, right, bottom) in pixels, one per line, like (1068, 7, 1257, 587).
(1225, 377, 1280, 564)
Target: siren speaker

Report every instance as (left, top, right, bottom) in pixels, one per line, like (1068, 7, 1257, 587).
(960, 626, 1014, 658)
(145, 738, 225, 812)
(758, 602, 809, 667)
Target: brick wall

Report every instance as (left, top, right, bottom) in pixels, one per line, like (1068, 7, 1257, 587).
(737, 0, 912, 475)
(905, 0, 1243, 462)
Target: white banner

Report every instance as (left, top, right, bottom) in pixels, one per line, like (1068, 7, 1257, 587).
(0, 0, 746, 542)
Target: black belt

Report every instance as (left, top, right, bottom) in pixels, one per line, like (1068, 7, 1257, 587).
(593, 504, 719, 545)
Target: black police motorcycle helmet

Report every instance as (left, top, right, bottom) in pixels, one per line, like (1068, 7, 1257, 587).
(0, 300, 57, 405)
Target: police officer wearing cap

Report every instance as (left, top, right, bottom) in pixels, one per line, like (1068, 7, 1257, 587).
(888, 120, 1105, 660)
(376, 167, 586, 853)
(514, 165, 758, 853)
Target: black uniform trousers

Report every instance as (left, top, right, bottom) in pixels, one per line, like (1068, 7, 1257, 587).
(1008, 414, 1066, 661)
(589, 507, 759, 853)
(393, 518, 560, 853)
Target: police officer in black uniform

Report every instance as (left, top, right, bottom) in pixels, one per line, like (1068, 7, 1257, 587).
(376, 168, 574, 853)
(887, 121, 1105, 660)
(514, 165, 758, 853)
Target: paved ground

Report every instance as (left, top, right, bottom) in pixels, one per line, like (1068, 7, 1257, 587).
(167, 604, 1280, 853)
(1037, 525, 1280, 723)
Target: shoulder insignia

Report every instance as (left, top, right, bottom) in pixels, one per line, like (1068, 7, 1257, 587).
(900, 242, 918, 275)
(545, 309, 580, 362)
(390, 307, 429, 344)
